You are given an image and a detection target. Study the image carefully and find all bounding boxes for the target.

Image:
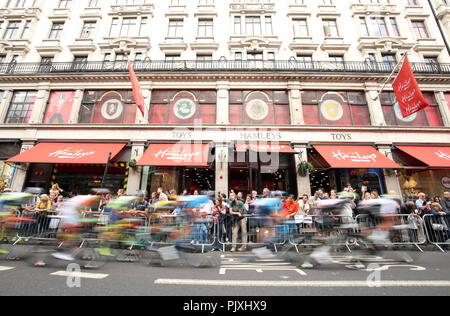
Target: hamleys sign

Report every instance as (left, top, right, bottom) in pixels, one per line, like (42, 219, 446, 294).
(331, 150, 377, 163)
(49, 147, 95, 160)
(436, 150, 450, 161)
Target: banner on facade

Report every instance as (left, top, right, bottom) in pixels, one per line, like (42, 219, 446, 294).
(392, 57, 429, 118)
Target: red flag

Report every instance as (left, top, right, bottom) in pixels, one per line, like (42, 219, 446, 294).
(392, 57, 429, 118)
(127, 58, 145, 117)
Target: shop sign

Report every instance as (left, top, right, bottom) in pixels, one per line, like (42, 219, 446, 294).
(174, 99, 196, 120)
(442, 177, 450, 189)
(246, 99, 269, 121)
(153, 148, 200, 162)
(320, 99, 343, 121)
(331, 150, 377, 163)
(436, 150, 450, 161)
(48, 147, 95, 160)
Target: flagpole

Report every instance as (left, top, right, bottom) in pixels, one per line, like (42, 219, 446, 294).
(371, 53, 407, 101)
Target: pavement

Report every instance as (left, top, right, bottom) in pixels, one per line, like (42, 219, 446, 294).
(0, 246, 449, 296)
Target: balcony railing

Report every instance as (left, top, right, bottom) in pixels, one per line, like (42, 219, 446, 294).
(0, 60, 449, 75)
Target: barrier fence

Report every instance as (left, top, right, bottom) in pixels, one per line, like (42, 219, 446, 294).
(1, 210, 449, 256)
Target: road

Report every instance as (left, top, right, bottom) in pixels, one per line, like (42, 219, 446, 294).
(0, 247, 449, 296)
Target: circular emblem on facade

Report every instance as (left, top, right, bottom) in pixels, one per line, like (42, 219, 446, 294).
(394, 102, 417, 122)
(246, 99, 269, 121)
(174, 98, 196, 120)
(442, 176, 450, 189)
(101, 98, 124, 120)
(320, 99, 343, 121)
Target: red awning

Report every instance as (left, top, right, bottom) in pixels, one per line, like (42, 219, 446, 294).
(396, 146, 450, 168)
(7, 142, 126, 164)
(137, 143, 210, 166)
(235, 143, 297, 153)
(313, 145, 401, 169)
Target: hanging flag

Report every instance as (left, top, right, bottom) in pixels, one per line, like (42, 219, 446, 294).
(392, 56, 429, 118)
(127, 58, 145, 117)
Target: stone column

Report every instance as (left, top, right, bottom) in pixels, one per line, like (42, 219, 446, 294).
(10, 140, 36, 192)
(365, 83, 386, 127)
(288, 81, 305, 125)
(435, 91, 450, 127)
(68, 89, 84, 124)
(29, 85, 50, 124)
(0, 90, 13, 123)
(215, 142, 229, 197)
(126, 140, 146, 195)
(292, 142, 311, 196)
(216, 81, 229, 125)
(376, 143, 402, 195)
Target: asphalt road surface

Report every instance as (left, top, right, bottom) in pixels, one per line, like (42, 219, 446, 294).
(0, 247, 449, 296)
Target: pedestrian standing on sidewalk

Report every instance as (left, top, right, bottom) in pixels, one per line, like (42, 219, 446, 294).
(230, 193, 247, 252)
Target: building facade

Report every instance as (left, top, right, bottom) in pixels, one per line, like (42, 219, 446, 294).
(0, 0, 450, 200)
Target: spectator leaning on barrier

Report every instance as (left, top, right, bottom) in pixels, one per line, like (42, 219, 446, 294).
(308, 191, 320, 210)
(229, 193, 247, 252)
(281, 194, 299, 220)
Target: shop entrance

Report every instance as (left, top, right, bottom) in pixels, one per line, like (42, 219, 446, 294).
(229, 149, 297, 197)
(145, 166, 215, 195)
(24, 163, 128, 195)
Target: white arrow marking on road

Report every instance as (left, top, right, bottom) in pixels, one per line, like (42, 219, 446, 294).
(154, 279, 450, 287)
(50, 271, 108, 279)
(0, 266, 15, 272)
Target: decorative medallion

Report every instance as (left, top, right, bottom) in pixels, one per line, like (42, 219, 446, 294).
(320, 99, 343, 121)
(246, 99, 269, 121)
(174, 98, 196, 120)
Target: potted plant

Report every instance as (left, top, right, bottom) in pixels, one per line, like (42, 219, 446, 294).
(128, 159, 137, 169)
(297, 161, 315, 177)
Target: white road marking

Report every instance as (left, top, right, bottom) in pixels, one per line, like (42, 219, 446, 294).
(50, 271, 109, 279)
(154, 279, 450, 287)
(0, 266, 15, 272)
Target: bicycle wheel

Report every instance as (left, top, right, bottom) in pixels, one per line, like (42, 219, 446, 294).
(72, 247, 107, 269)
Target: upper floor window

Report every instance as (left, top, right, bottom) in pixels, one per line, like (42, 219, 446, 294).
(6, 0, 37, 7)
(149, 90, 216, 125)
(380, 92, 443, 127)
(233, 15, 273, 36)
(43, 91, 75, 124)
(4, 91, 37, 124)
(323, 19, 339, 37)
(167, 19, 184, 37)
(109, 17, 148, 37)
(293, 19, 309, 37)
(80, 21, 96, 39)
(411, 20, 429, 38)
(197, 19, 213, 37)
(78, 90, 137, 124)
(230, 90, 290, 125)
(49, 22, 64, 39)
(302, 91, 371, 126)
(58, 0, 71, 8)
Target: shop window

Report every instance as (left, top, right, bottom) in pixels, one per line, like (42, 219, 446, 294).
(43, 91, 75, 124)
(302, 91, 370, 126)
(229, 90, 290, 125)
(380, 91, 443, 127)
(149, 90, 216, 125)
(78, 90, 137, 124)
(4, 91, 36, 124)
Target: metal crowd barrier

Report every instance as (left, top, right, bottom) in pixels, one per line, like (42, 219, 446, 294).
(422, 214, 450, 253)
(355, 214, 427, 252)
(287, 215, 358, 253)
